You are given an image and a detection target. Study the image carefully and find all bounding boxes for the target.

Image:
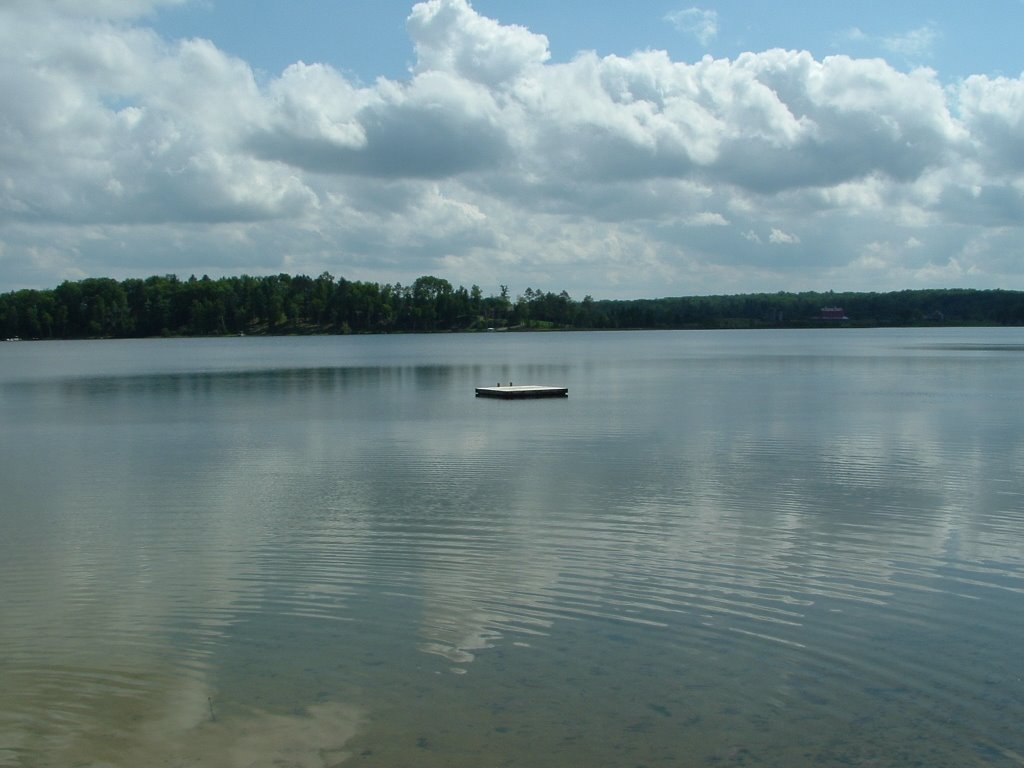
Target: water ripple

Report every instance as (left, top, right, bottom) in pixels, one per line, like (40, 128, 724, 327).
(4, 330, 1024, 766)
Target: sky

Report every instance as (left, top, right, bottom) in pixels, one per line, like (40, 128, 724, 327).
(1, 1, 1023, 299)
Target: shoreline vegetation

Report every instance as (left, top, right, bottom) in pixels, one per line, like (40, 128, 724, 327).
(2, 273, 1023, 340)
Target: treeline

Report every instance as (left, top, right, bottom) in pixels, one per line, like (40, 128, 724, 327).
(1, 273, 1022, 339)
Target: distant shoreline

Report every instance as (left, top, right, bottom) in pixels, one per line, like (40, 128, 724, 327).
(2, 274, 1022, 340)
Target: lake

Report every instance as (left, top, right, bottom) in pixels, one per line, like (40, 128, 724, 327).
(1, 328, 1022, 767)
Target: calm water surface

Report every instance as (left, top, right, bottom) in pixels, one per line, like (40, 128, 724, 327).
(1, 329, 1022, 767)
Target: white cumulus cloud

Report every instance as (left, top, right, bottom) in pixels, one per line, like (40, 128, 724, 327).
(665, 8, 719, 47)
(882, 24, 940, 61)
(1, 0, 1023, 298)
(769, 228, 800, 245)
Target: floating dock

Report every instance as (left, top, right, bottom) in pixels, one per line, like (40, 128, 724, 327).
(475, 385, 568, 399)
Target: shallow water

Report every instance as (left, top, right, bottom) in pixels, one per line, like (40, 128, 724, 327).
(1, 329, 1022, 766)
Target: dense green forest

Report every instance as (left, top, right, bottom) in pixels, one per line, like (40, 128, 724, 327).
(1, 273, 1022, 339)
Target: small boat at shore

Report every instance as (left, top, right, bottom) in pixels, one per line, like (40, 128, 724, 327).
(475, 384, 568, 399)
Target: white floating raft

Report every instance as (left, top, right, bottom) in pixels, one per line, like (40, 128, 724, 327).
(475, 385, 568, 399)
